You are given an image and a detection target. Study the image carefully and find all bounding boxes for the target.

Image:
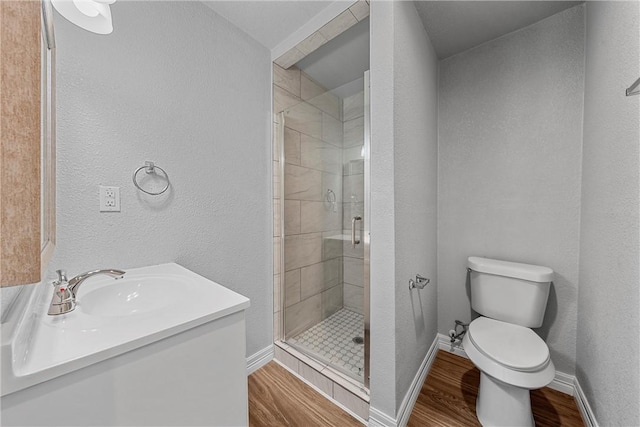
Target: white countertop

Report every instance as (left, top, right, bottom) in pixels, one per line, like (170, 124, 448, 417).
(2, 263, 250, 396)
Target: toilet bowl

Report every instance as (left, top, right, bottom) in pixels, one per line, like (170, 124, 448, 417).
(463, 317, 555, 427)
(464, 257, 555, 427)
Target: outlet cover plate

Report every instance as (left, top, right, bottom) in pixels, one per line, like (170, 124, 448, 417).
(99, 185, 120, 212)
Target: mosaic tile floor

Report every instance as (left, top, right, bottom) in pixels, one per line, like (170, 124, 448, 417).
(288, 309, 365, 379)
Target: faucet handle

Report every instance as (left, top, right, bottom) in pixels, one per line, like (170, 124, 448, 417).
(53, 270, 68, 286)
(53, 287, 72, 304)
(51, 271, 72, 305)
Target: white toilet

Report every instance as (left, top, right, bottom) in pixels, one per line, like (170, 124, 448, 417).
(462, 256, 555, 427)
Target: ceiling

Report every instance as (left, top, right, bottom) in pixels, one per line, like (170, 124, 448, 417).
(296, 18, 369, 94)
(201, 1, 333, 50)
(201, 1, 584, 92)
(414, 1, 583, 59)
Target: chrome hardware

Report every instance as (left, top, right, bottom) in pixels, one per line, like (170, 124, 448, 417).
(48, 270, 74, 316)
(53, 269, 67, 286)
(351, 216, 362, 247)
(626, 76, 640, 96)
(47, 291, 74, 316)
(409, 274, 430, 290)
(67, 269, 126, 298)
(449, 320, 469, 343)
(41, 0, 56, 50)
(326, 189, 337, 213)
(133, 161, 170, 195)
(48, 269, 126, 316)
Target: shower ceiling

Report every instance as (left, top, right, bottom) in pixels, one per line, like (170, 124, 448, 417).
(295, 18, 369, 96)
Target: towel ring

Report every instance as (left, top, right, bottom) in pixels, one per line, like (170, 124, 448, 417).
(133, 161, 170, 195)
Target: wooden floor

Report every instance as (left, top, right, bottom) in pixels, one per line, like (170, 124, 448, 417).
(249, 351, 584, 427)
(409, 351, 584, 427)
(249, 362, 362, 427)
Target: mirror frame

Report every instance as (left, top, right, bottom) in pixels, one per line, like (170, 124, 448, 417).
(40, 9, 56, 274)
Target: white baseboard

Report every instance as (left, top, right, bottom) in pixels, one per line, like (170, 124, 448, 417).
(437, 333, 576, 396)
(247, 344, 274, 375)
(574, 376, 598, 427)
(550, 370, 575, 396)
(397, 336, 439, 427)
(369, 334, 441, 427)
(368, 406, 397, 427)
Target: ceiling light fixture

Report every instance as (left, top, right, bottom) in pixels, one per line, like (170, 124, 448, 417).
(50, 0, 116, 35)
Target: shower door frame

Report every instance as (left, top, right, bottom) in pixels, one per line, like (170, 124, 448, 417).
(362, 70, 371, 390)
(278, 71, 371, 390)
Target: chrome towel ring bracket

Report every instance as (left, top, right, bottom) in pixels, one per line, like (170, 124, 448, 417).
(409, 274, 430, 290)
(133, 161, 170, 196)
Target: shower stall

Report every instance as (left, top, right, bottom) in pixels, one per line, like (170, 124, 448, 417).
(273, 69, 370, 387)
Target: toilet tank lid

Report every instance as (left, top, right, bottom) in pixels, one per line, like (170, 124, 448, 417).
(468, 257, 553, 283)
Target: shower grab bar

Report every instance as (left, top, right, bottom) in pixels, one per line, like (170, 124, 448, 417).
(626, 77, 640, 96)
(351, 216, 362, 247)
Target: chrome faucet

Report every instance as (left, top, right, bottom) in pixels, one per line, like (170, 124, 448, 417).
(48, 268, 126, 316)
(67, 269, 126, 298)
(48, 270, 73, 316)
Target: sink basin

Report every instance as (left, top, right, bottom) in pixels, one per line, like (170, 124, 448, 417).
(78, 275, 188, 316)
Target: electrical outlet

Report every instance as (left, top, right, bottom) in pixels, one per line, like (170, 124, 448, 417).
(99, 186, 120, 212)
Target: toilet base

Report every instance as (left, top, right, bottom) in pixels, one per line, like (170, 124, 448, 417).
(476, 371, 535, 427)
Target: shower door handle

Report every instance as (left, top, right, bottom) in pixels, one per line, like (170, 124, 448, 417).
(351, 216, 362, 247)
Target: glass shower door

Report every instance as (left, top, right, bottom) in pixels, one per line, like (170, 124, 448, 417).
(279, 72, 370, 386)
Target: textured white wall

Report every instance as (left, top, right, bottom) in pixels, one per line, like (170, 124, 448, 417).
(577, 2, 640, 425)
(438, 6, 585, 375)
(369, 0, 397, 418)
(50, 1, 272, 357)
(392, 1, 439, 411)
(369, 1, 439, 419)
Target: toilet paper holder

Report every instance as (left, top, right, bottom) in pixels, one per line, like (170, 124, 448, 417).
(409, 274, 430, 290)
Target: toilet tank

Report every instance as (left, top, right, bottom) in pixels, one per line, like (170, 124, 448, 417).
(468, 257, 553, 328)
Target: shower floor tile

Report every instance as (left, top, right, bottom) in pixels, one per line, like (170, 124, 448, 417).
(288, 309, 364, 379)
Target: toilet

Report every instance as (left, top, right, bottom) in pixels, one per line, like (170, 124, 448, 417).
(462, 256, 555, 427)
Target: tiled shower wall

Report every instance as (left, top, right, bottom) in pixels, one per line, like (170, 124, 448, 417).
(273, 64, 345, 340)
(342, 90, 365, 314)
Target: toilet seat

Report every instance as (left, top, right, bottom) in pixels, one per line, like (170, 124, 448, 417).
(463, 317, 555, 390)
(468, 317, 550, 372)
